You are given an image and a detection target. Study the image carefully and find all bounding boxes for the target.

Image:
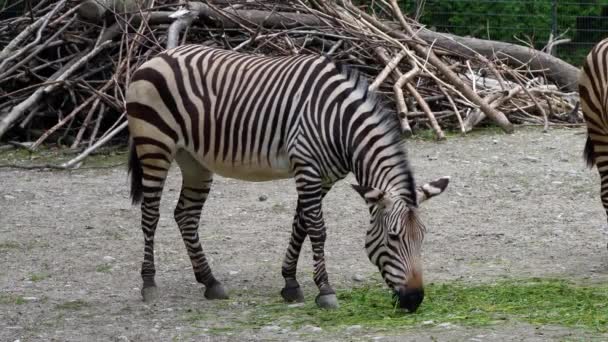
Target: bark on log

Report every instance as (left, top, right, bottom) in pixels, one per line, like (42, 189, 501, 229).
(77, 0, 150, 23)
(415, 28, 580, 91)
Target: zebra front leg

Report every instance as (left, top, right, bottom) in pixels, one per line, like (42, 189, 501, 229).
(281, 184, 334, 303)
(297, 179, 338, 309)
(175, 151, 228, 300)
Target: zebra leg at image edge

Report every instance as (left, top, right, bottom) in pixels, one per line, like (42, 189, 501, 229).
(174, 152, 228, 299)
(280, 184, 334, 304)
(597, 163, 608, 249)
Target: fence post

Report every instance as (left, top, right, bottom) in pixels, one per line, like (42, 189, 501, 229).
(551, 0, 558, 55)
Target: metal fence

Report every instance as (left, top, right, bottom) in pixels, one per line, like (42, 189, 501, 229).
(401, 0, 608, 66)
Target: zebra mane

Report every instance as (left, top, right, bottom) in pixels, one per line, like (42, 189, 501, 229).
(326, 57, 418, 207)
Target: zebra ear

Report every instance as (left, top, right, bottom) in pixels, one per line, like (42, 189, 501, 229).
(351, 184, 389, 207)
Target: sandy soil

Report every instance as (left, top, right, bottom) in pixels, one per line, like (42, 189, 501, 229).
(1, 127, 607, 341)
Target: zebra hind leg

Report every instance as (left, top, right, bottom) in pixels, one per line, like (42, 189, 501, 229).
(280, 202, 306, 303)
(130, 142, 173, 302)
(174, 150, 228, 300)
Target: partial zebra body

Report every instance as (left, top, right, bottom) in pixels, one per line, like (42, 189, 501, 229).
(580, 38, 608, 232)
(128, 46, 331, 182)
(126, 45, 449, 311)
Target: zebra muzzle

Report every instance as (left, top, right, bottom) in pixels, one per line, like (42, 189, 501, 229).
(394, 288, 424, 313)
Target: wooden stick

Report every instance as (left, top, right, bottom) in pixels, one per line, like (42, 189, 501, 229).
(61, 120, 128, 169)
(439, 85, 465, 133)
(369, 49, 407, 91)
(360, 0, 514, 133)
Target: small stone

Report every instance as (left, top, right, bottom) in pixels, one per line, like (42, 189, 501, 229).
(523, 156, 539, 162)
(437, 322, 454, 329)
(116, 336, 129, 342)
(287, 303, 305, 308)
(258, 195, 268, 202)
(261, 325, 281, 333)
(84, 225, 94, 230)
(345, 325, 362, 332)
(372, 337, 385, 341)
(422, 320, 434, 326)
(228, 270, 239, 275)
(103, 256, 115, 262)
(299, 325, 322, 333)
(509, 188, 521, 193)
(22, 297, 38, 302)
(352, 274, 365, 282)
(3, 195, 15, 200)
(492, 139, 498, 144)
(427, 155, 438, 161)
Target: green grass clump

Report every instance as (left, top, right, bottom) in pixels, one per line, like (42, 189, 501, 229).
(95, 264, 112, 273)
(0, 294, 26, 305)
(29, 273, 49, 282)
(217, 278, 608, 333)
(56, 299, 90, 310)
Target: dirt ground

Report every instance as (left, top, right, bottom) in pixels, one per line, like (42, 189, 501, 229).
(1, 127, 608, 341)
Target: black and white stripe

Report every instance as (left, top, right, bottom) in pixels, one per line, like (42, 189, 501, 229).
(581, 38, 608, 232)
(126, 45, 448, 311)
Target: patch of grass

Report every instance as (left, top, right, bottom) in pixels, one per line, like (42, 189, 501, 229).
(0, 294, 26, 305)
(0, 241, 20, 252)
(193, 278, 608, 333)
(270, 203, 289, 214)
(56, 299, 90, 310)
(410, 124, 514, 142)
(95, 264, 112, 273)
(0, 146, 127, 168)
(29, 273, 49, 282)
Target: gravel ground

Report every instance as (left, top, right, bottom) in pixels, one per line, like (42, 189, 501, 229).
(1, 127, 607, 341)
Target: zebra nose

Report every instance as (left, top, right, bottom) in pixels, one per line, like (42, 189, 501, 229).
(394, 288, 424, 313)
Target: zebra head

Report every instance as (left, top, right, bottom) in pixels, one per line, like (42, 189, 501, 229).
(353, 176, 449, 313)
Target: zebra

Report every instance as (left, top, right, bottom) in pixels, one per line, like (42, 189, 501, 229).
(126, 45, 449, 312)
(581, 38, 608, 241)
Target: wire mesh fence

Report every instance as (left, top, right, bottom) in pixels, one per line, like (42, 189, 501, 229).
(401, 0, 608, 66)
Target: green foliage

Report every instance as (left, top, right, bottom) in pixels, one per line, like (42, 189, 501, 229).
(397, 1, 606, 65)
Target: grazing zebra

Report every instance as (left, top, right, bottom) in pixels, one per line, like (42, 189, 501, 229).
(126, 45, 449, 312)
(580, 38, 608, 238)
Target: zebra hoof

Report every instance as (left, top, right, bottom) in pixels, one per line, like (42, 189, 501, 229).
(141, 286, 159, 302)
(204, 282, 229, 300)
(281, 286, 304, 303)
(315, 293, 339, 309)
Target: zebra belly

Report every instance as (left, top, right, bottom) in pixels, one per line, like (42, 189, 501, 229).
(195, 152, 293, 182)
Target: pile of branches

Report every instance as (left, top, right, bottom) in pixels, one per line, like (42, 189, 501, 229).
(0, 0, 583, 167)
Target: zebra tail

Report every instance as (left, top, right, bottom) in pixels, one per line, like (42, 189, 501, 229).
(584, 136, 595, 168)
(128, 141, 144, 205)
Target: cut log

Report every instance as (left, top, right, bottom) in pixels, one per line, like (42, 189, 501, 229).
(415, 29, 580, 92)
